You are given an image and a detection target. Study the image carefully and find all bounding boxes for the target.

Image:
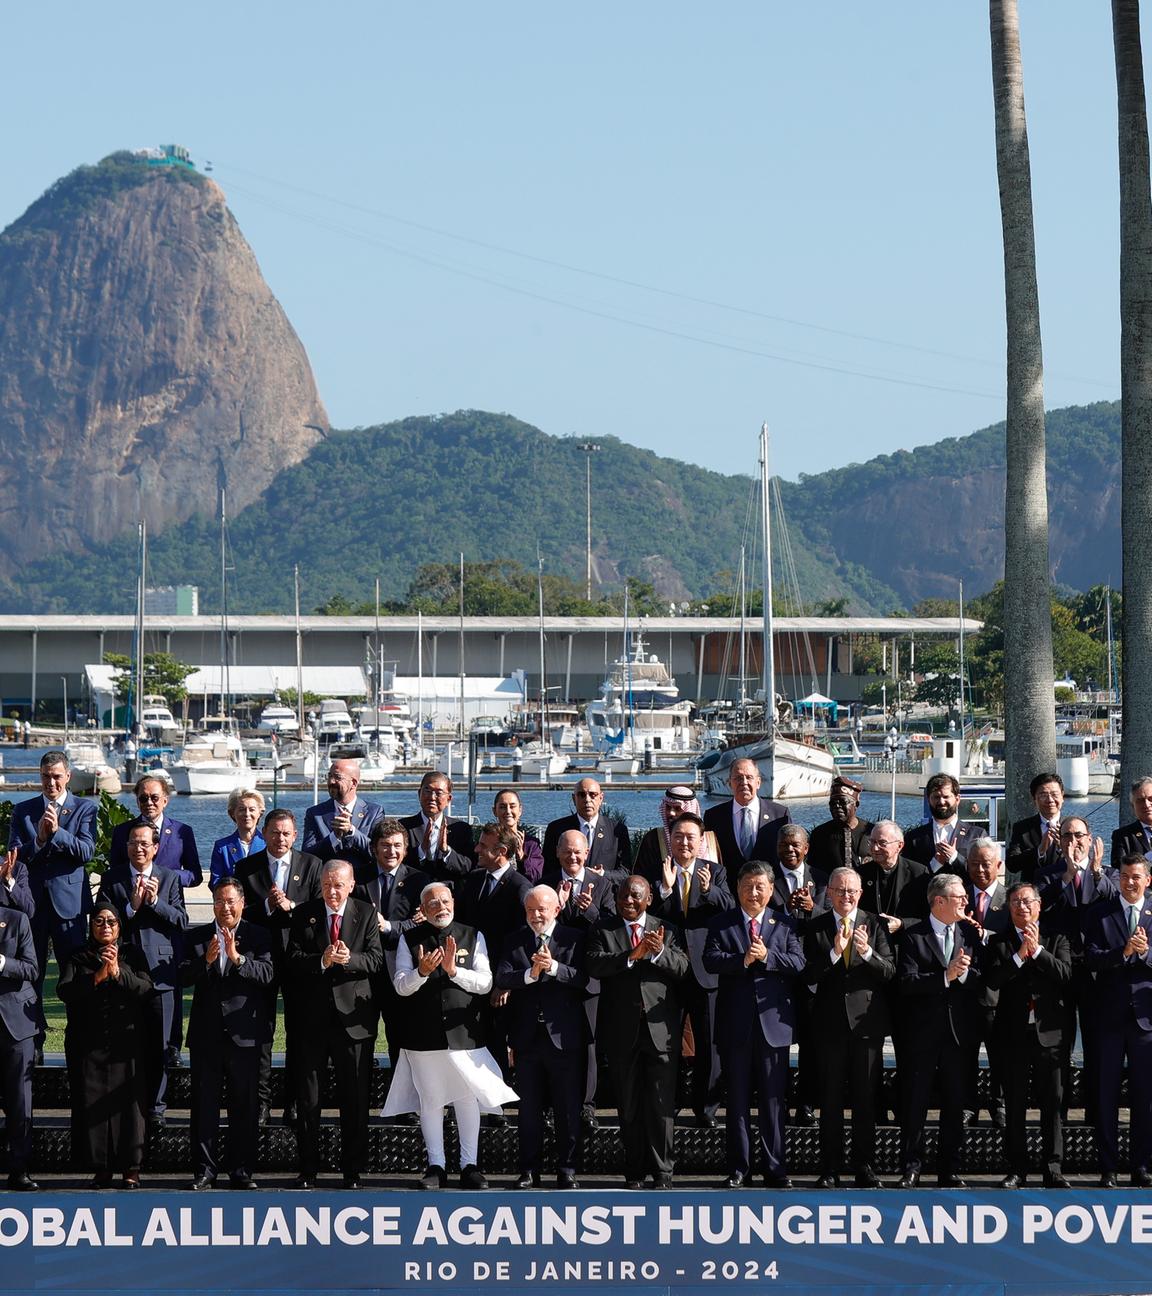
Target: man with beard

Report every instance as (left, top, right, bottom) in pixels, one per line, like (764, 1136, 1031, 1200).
(903, 774, 980, 873)
(806, 777, 873, 873)
(385, 882, 516, 1189)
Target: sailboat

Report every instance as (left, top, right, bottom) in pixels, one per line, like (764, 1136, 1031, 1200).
(694, 423, 837, 800)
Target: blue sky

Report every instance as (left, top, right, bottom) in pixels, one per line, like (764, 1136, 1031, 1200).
(1, 1, 1124, 482)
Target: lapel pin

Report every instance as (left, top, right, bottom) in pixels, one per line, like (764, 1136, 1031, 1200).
(293, 875, 300, 882)
(767, 917, 776, 926)
(308, 916, 316, 925)
(0, 922, 7, 929)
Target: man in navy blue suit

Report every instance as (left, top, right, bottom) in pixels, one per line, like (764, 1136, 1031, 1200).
(109, 775, 201, 887)
(9, 750, 97, 1051)
(702, 758, 791, 892)
(1084, 853, 1152, 1187)
(0, 908, 41, 1189)
(703, 860, 805, 1189)
(97, 822, 187, 1126)
(302, 759, 384, 874)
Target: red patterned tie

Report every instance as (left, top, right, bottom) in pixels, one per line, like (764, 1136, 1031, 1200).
(630, 923, 642, 948)
(329, 912, 342, 944)
(977, 890, 988, 922)
(749, 917, 760, 944)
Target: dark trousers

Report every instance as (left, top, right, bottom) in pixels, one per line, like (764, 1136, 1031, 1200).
(680, 980, 721, 1118)
(142, 989, 175, 1117)
(1000, 1027, 1063, 1176)
(721, 1032, 788, 1178)
(191, 1039, 262, 1177)
(295, 1028, 374, 1178)
(258, 981, 299, 1114)
(30, 905, 86, 1044)
(963, 1004, 1003, 1117)
(1067, 966, 1100, 1122)
(0, 1030, 33, 1171)
(514, 1023, 581, 1174)
(900, 1031, 967, 1175)
(583, 998, 599, 1107)
(1094, 1012, 1152, 1173)
(817, 1029, 882, 1176)
(609, 1028, 677, 1181)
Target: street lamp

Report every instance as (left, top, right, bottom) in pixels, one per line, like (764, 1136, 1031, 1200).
(885, 726, 899, 819)
(576, 442, 601, 601)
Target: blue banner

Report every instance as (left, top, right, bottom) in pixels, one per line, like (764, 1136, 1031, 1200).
(2, 1191, 1152, 1294)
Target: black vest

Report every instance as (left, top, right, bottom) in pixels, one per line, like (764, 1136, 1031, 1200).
(400, 920, 485, 1051)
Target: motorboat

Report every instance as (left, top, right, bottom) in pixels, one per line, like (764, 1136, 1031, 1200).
(314, 699, 356, 744)
(586, 631, 699, 757)
(140, 696, 181, 744)
(257, 702, 300, 735)
(65, 741, 122, 795)
(168, 716, 249, 795)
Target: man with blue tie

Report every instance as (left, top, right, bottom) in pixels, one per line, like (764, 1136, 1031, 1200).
(9, 750, 97, 1053)
(541, 779, 631, 892)
(302, 759, 383, 873)
(702, 759, 791, 894)
(1084, 853, 1152, 1187)
(703, 861, 805, 1189)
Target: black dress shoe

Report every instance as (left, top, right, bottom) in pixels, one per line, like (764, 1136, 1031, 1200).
(342, 1175, 363, 1190)
(258, 1103, 271, 1127)
(764, 1174, 794, 1190)
(1133, 1168, 1152, 1188)
(191, 1173, 216, 1191)
(164, 1046, 182, 1068)
(484, 1112, 508, 1129)
(33, 1048, 44, 1067)
(898, 1170, 920, 1189)
(855, 1167, 880, 1189)
(815, 1174, 839, 1189)
(556, 1170, 579, 1190)
(420, 1166, 447, 1191)
(581, 1104, 599, 1131)
(695, 1111, 718, 1130)
(282, 1104, 297, 1126)
(626, 1179, 645, 1190)
(999, 1174, 1023, 1190)
(149, 1113, 166, 1131)
(653, 1174, 673, 1189)
(960, 1110, 973, 1128)
(459, 1165, 488, 1190)
(724, 1171, 746, 1189)
(292, 1176, 316, 1189)
(89, 1172, 113, 1190)
(121, 1174, 140, 1190)
(938, 1175, 969, 1189)
(1099, 1172, 1119, 1189)
(991, 1104, 1007, 1130)
(515, 1172, 541, 1189)
(230, 1174, 258, 1190)
(1044, 1170, 1071, 1189)
(791, 1106, 816, 1127)
(7, 1172, 37, 1191)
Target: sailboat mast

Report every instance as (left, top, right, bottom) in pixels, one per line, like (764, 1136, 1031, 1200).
(458, 553, 466, 739)
(738, 546, 747, 704)
(759, 422, 776, 790)
(134, 519, 146, 737)
(537, 549, 548, 740)
(957, 579, 967, 738)
(294, 564, 304, 735)
(219, 489, 231, 718)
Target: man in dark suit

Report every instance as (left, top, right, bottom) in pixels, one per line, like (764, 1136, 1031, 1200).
(9, 750, 97, 1048)
(962, 838, 1012, 1127)
(495, 885, 588, 1189)
(903, 773, 981, 873)
(702, 757, 791, 892)
(985, 882, 1072, 1189)
(806, 776, 873, 873)
(1006, 772, 1065, 883)
(542, 778, 632, 890)
(1111, 777, 1152, 869)
(0, 907, 41, 1189)
(896, 871, 982, 1188)
(587, 875, 690, 1188)
(285, 860, 383, 1188)
(1083, 853, 1152, 1187)
(398, 771, 475, 881)
(236, 807, 323, 1125)
(302, 758, 384, 874)
(858, 820, 931, 937)
(353, 817, 429, 1074)
(804, 865, 894, 1188)
(181, 879, 275, 1190)
(703, 861, 806, 1189)
(108, 775, 201, 887)
(0, 848, 38, 921)
(96, 821, 187, 1126)
(648, 811, 734, 1128)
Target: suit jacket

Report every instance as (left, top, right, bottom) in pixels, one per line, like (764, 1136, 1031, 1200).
(968, 880, 1011, 936)
(1035, 858, 1118, 954)
(1111, 820, 1152, 870)
(585, 914, 689, 1054)
(902, 819, 980, 871)
(984, 927, 1071, 1050)
(285, 897, 383, 1040)
(703, 796, 792, 888)
(96, 864, 187, 990)
(110, 815, 201, 889)
(1006, 813, 1060, 883)
(858, 856, 931, 925)
(556, 869, 617, 931)
(541, 814, 632, 888)
(352, 861, 430, 952)
(803, 907, 894, 1037)
(897, 916, 983, 1047)
(769, 862, 829, 925)
(0, 861, 35, 921)
(209, 830, 265, 890)
(702, 906, 805, 1049)
(806, 818, 875, 872)
(235, 848, 323, 956)
(181, 918, 275, 1049)
(1083, 896, 1152, 1031)
(9, 792, 96, 920)
(398, 812, 475, 880)
(495, 923, 589, 1053)
(302, 796, 384, 871)
(0, 911, 39, 1043)
(454, 866, 533, 962)
(648, 860, 734, 989)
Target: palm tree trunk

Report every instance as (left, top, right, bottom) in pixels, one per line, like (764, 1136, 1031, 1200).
(990, 0, 1054, 820)
(1114, 0, 1152, 795)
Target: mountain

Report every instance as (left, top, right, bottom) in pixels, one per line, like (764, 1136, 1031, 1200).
(0, 402, 1121, 616)
(0, 150, 326, 573)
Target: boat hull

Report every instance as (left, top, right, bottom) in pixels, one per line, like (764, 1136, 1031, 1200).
(701, 736, 835, 800)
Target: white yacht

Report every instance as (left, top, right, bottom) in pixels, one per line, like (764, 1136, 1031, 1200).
(257, 702, 300, 735)
(585, 632, 698, 757)
(169, 716, 250, 795)
(65, 741, 122, 795)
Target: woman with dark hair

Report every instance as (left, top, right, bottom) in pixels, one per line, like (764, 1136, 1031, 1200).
(492, 788, 544, 881)
(57, 902, 153, 1188)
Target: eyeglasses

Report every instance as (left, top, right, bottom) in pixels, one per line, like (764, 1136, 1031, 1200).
(828, 888, 861, 897)
(92, 916, 119, 927)
(138, 792, 165, 803)
(1059, 831, 1090, 842)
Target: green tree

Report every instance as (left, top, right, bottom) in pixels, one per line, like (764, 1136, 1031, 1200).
(103, 652, 193, 704)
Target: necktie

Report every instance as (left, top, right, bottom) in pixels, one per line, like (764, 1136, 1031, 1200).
(630, 922, 643, 949)
(742, 807, 755, 857)
(841, 916, 852, 967)
(976, 889, 988, 922)
(329, 912, 342, 945)
(748, 916, 760, 944)
(842, 825, 854, 866)
(1074, 868, 1083, 895)
(379, 871, 393, 911)
(680, 868, 691, 912)
(217, 927, 228, 974)
(943, 924, 954, 962)
(481, 872, 497, 900)
(583, 821, 593, 845)
(1131, 905, 1140, 936)
(537, 932, 548, 953)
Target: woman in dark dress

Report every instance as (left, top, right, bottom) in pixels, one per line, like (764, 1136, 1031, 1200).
(57, 903, 153, 1188)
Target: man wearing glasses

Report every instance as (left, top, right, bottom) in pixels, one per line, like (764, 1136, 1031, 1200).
(896, 873, 982, 1188)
